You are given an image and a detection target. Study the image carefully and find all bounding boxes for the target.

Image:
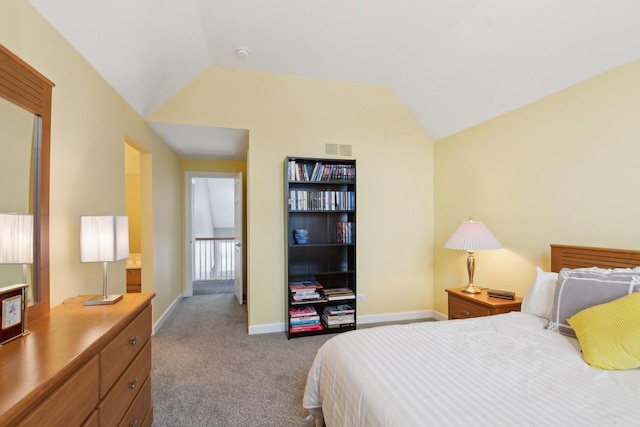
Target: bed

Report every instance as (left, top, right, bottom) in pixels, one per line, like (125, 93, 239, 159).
(303, 244, 640, 426)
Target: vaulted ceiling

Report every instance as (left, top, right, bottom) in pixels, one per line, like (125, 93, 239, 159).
(29, 0, 640, 158)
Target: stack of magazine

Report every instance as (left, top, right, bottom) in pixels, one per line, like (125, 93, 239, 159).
(289, 305, 322, 333)
(322, 287, 355, 301)
(289, 280, 325, 304)
(322, 304, 355, 328)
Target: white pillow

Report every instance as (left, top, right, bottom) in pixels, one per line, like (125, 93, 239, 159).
(521, 267, 558, 320)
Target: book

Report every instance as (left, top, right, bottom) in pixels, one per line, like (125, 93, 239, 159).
(336, 222, 353, 244)
(290, 323, 323, 333)
(324, 322, 355, 329)
(322, 287, 353, 295)
(322, 314, 354, 324)
(324, 304, 355, 315)
(322, 288, 355, 301)
(326, 294, 355, 301)
(290, 296, 327, 305)
(289, 306, 317, 317)
(290, 316, 320, 325)
(289, 280, 323, 291)
(292, 292, 320, 301)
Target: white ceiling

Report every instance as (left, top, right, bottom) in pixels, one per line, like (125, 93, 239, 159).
(29, 0, 640, 159)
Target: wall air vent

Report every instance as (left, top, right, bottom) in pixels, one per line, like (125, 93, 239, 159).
(325, 144, 353, 156)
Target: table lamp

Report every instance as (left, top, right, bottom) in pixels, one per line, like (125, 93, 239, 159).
(444, 219, 502, 294)
(80, 215, 129, 306)
(0, 213, 34, 284)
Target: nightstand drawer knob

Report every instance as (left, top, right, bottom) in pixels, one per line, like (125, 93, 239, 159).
(462, 310, 470, 316)
(129, 379, 138, 389)
(130, 336, 139, 345)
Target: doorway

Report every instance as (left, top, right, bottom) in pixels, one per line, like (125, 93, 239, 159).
(184, 172, 244, 304)
(124, 139, 152, 293)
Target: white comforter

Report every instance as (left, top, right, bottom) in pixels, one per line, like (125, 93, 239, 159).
(303, 312, 640, 427)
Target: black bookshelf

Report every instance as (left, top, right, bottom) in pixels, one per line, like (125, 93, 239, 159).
(285, 157, 356, 338)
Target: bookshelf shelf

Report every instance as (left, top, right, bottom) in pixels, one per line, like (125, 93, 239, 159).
(285, 157, 356, 338)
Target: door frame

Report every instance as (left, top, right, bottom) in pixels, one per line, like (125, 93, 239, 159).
(184, 171, 243, 298)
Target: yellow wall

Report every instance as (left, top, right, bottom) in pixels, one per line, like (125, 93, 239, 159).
(150, 68, 434, 328)
(125, 144, 142, 253)
(434, 58, 640, 314)
(2, 0, 183, 324)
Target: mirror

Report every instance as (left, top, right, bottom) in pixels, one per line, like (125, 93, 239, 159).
(0, 97, 36, 299)
(0, 44, 54, 323)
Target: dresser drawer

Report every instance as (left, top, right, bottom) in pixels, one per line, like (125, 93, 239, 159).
(18, 356, 99, 427)
(449, 296, 491, 319)
(118, 376, 151, 427)
(100, 341, 151, 427)
(100, 305, 151, 397)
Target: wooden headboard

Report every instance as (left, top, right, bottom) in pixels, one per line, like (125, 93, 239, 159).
(550, 244, 640, 272)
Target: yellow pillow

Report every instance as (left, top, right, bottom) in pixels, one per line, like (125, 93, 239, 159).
(567, 291, 640, 370)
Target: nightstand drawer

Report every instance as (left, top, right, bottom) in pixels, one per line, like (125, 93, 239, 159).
(449, 297, 491, 319)
(446, 288, 522, 320)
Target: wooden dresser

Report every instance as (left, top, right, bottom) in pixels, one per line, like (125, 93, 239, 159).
(0, 292, 155, 426)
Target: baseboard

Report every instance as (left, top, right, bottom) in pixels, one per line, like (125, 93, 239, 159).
(248, 309, 441, 335)
(431, 310, 448, 321)
(357, 310, 435, 325)
(249, 322, 284, 335)
(153, 292, 183, 335)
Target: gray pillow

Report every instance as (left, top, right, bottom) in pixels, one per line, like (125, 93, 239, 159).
(547, 268, 640, 337)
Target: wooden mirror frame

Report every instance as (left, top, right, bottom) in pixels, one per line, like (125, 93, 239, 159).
(0, 45, 53, 322)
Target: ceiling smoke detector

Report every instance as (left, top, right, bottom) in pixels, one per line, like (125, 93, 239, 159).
(236, 48, 250, 58)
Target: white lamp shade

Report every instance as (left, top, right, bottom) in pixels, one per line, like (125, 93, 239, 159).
(444, 220, 502, 251)
(0, 213, 34, 264)
(80, 216, 129, 262)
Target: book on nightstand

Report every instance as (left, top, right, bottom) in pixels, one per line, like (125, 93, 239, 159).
(487, 289, 516, 300)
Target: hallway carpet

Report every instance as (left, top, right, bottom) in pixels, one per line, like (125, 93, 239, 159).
(192, 280, 235, 295)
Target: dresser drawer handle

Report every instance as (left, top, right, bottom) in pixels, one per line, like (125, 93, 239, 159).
(131, 420, 139, 427)
(462, 310, 470, 316)
(130, 336, 139, 345)
(129, 379, 138, 389)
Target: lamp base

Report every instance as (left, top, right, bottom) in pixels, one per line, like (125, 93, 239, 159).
(84, 294, 123, 306)
(461, 284, 483, 294)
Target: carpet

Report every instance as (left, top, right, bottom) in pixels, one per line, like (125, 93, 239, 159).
(193, 279, 235, 295)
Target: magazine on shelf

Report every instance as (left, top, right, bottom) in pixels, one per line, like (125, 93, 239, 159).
(292, 292, 321, 301)
(290, 297, 327, 305)
(322, 288, 355, 301)
(289, 280, 323, 291)
(324, 304, 355, 315)
(322, 287, 353, 295)
(290, 316, 321, 325)
(322, 314, 354, 323)
(324, 323, 355, 329)
(290, 323, 323, 333)
(289, 305, 317, 317)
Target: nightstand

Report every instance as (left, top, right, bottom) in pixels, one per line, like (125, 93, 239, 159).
(446, 288, 522, 320)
